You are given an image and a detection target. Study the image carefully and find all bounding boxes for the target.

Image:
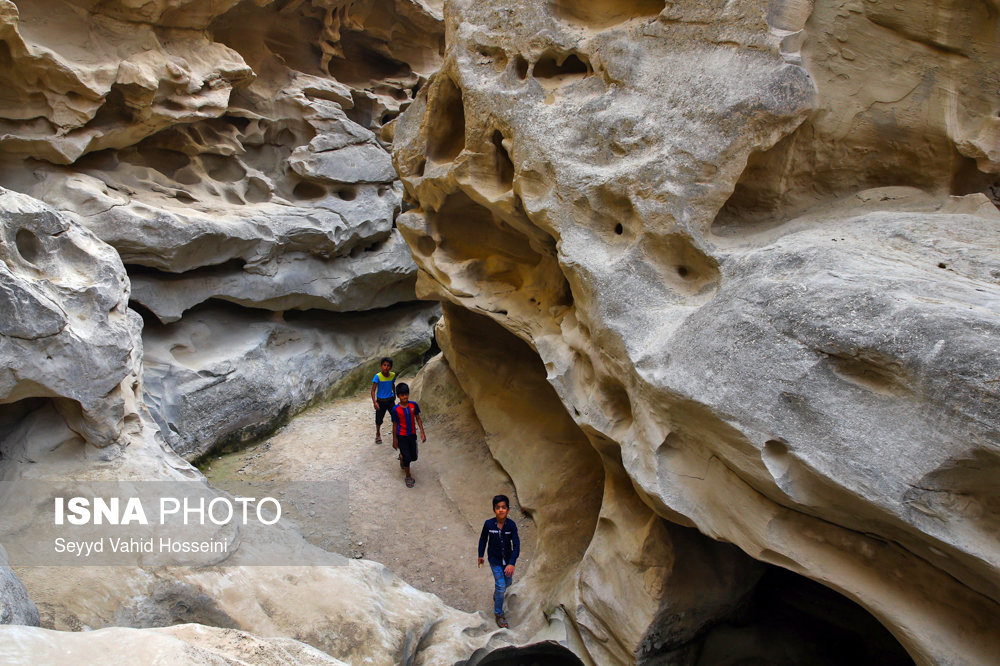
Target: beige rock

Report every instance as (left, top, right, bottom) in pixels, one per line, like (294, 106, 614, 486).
(394, 1, 1000, 664)
(0, 623, 347, 665)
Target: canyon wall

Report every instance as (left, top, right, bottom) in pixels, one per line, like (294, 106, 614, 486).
(1, 0, 999, 664)
(393, 1, 1000, 664)
(0, 0, 445, 458)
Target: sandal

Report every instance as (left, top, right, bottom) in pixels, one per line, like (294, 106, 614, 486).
(494, 613, 508, 628)
(375, 435, 382, 445)
(405, 476, 415, 488)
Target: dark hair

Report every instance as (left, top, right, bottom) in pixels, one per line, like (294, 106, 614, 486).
(380, 357, 393, 367)
(492, 494, 510, 509)
(395, 382, 410, 396)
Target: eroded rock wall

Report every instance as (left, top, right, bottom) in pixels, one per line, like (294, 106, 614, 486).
(394, 1, 1000, 664)
(0, 0, 445, 452)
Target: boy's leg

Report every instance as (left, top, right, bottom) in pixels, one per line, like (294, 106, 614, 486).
(374, 399, 392, 444)
(491, 565, 507, 615)
(400, 436, 416, 485)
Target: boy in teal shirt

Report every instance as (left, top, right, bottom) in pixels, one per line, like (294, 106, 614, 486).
(371, 357, 395, 444)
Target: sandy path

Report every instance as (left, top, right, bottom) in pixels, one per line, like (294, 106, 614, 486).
(203, 366, 534, 615)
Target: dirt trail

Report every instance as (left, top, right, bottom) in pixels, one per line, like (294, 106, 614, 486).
(203, 368, 534, 614)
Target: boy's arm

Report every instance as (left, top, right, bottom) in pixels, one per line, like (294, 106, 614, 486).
(370, 380, 378, 408)
(509, 522, 520, 566)
(504, 522, 519, 576)
(415, 414, 426, 442)
(478, 521, 489, 563)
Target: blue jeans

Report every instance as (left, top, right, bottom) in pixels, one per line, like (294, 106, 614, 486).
(491, 565, 512, 615)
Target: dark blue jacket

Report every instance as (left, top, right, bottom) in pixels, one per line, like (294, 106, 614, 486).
(478, 517, 519, 567)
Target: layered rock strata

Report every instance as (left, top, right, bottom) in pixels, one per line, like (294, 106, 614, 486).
(393, 1, 1000, 664)
(0, 0, 446, 456)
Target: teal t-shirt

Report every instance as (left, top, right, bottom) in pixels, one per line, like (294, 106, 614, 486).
(373, 371, 396, 400)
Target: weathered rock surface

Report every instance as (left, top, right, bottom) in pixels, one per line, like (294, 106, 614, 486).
(0, 0, 446, 459)
(0, 545, 38, 627)
(143, 300, 440, 460)
(130, 230, 418, 323)
(0, 188, 141, 449)
(0, 623, 347, 666)
(394, 1, 1000, 664)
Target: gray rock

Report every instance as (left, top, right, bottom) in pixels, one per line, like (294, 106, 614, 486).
(143, 302, 441, 460)
(130, 230, 418, 323)
(0, 188, 140, 448)
(0, 545, 39, 626)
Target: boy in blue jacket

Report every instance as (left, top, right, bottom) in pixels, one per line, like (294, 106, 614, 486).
(477, 494, 520, 628)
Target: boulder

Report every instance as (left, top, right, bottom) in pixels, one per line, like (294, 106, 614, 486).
(0, 188, 141, 449)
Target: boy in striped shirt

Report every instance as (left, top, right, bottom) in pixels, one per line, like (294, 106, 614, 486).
(390, 382, 425, 488)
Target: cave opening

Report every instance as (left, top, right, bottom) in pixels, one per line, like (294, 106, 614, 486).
(643, 565, 915, 665)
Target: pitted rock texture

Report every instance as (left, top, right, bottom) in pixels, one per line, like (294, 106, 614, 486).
(0, 0, 443, 322)
(0, 188, 141, 449)
(394, 1, 1000, 664)
(143, 301, 440, 460)
(0, 545, 38, 627)
(0, 0, 445, 456)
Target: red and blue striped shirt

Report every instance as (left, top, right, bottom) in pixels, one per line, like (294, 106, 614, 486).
(390, 401, 420, 437)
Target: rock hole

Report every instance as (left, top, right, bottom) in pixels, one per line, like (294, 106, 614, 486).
(415, 236, 436, 256)
(491, 130, 515, 189)
(477, 641, 584, 666)
(227, 116, 251, 133)
(687, 566, 915, 666)
(646, 233, 720, 298)
(162, 99, 187, 113)
(14, 229, 43, 264)
(292, 181, 326, 200)
(415, 158, 426, 177)
(337, 187, 357, 201)
(614, 223, 624, 235)
(477, 46, 509, 73)
(325, 30, 413, 87)
(174, 191, 197, 204)
(824, 351, 911, 397)
(532, 52, 591, 80)
(938, 262, 947, 269)
(514, 55, 530, 80)
(425, 76, 466, 162)
(201, 154, 247, 183)
(132, 146, 191, 179)
(761, 438, 791, 480)
(549, 0, 666, 29)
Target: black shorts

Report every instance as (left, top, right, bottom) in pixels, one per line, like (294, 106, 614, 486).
(375, 397, 395, 426)
(397, 434, 418, 466)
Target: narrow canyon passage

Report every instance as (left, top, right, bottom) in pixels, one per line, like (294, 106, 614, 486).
(203, 364, 535, 614)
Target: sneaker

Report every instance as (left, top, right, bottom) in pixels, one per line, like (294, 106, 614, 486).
(375, 435, 382, 445)
(494, 613, 508, 628)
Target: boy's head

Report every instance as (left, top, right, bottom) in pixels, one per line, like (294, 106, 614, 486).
(492, 494, 509, 519)
(395, 382, 410, 401)
(380, 357, 393, 373)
